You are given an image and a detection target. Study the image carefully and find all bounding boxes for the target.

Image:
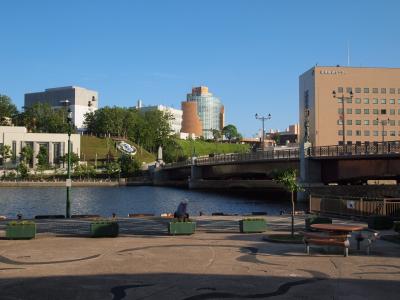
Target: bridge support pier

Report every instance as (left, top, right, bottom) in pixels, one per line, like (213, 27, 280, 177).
(299, 142, 322, 202)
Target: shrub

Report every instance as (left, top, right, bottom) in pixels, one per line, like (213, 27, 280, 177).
(367, 216, 393, 230)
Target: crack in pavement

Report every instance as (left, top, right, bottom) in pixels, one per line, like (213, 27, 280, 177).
(0, 254, 101, 265)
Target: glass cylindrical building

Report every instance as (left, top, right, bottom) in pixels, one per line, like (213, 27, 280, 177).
(186, 86, 224, 139)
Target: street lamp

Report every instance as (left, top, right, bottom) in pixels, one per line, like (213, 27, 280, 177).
(332, 90, 353, 145)
(255, 113, 271, 150)
(60, 100, 73, 218)
(376, 117, 390, 143)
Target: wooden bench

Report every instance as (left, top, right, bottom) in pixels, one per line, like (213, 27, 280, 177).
(303, 232, 350, 257)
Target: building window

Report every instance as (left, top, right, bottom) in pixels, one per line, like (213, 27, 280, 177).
(398, 99, 400, 104)
(373, 119, 379, 125)
(337, 98, 343, 103)
(391, 131, 396, 136)
(337, 119, 343, 125)
(364, 120, 370, 125)
(381, 99, 386, 104)
(381, 88, 387, 94)
(398, 88, 400, 94)
(346, 130, 352, 136)
(338, 87, 344, 93)
(346, 87, 352, 93)
(355, 87, 361, 93)
(364, 98, 369, 104)
(338, 130, 344, 136)
(382, 131, 387, 136)
(347, 108, 353, 114)
(364, 109, 370, 114)
(355, 98, 361, 104)
(390, 88, 396, 94)
(346, 98, 352, 103)
(356, 130, 362, 136)
(355, 120, 361, 125)
(390, 99, 395, 104)
(373, 109, 379, 115)
(373, 98, 378, 104)
(364, 130, 370, 136)
(355, 109, 361, 114)
(390, 109, 395, 115)
(381, 109, 387, 115)
(373, 130, 379, 136)
(346, 119, 352, 125)
(364, 88, 369, 93)
(338, 108, 344, 114)
(372, 88, 379, 93)
(390, 120, 395, 126)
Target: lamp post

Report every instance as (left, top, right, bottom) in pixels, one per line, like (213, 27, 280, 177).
(255, 113, 271, 150)
(376, 117, 390, 143)
(60, 100, 72, 218)
(332, 90, 353, 146)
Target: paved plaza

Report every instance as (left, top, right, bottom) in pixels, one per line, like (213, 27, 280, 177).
(0, 216, 399, 299)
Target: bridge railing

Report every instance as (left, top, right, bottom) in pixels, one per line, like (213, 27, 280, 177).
(310, 141, 400, 157)
(310, 194, 400, 218)
(195, 148, 299, 166)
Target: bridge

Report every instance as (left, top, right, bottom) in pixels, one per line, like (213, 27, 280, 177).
(152, 141, 400, 195)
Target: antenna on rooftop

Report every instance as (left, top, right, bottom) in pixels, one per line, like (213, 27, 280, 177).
(347, 41, 351, 66)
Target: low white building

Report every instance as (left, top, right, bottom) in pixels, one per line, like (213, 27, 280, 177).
(0, 126, 80, 167)
(139, 104, 183, 134)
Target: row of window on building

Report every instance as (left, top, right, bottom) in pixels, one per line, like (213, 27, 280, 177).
(338, 108, 400, 115)
(337, 87, 400, 94)
(337, 119, 397, 126)
(337, 98, 400, 104)
(338, 130, 398, 136)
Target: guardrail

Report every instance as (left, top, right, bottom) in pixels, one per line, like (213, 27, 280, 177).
(162, 140, 400, 169)
(310, 141, 400, 157)
(310, 194, 400, 218)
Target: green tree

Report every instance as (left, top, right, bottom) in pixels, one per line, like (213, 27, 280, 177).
(0, 94, 18, 125)
(20, 145, 34, 166)
(36, 145, 49, 170)
(275, 169, 303, 237)
(60, 152, 80, 168)
(20, 103, 71, 133)
(16, 162, 29, 179)
(212, 129, 222, 141)
(222, 124, 240, 142)
(105, 161, 121, 179)
(119, 155, 140, 177)
(0, 144, 12, 164)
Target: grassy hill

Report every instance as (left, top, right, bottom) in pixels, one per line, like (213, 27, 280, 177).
(176, 139, 250, 157)
(81, 136, 156, 164)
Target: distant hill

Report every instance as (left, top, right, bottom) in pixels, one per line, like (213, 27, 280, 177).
(81, 136, 156, 164)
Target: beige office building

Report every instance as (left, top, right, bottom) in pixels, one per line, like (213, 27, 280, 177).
(299, 66, 400, 147)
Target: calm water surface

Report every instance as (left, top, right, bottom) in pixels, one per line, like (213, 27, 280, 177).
(0, 186, 303, 218)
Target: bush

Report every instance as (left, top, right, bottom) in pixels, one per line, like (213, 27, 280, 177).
(367, 216, 394, 230)
(305, 215, 332, 231)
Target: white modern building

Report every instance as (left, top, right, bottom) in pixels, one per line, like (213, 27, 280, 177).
(24, 86, 98, 131)
(139, 104, 183, 134)
(0, 126, 80, 168)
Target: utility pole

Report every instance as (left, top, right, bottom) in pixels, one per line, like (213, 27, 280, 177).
(332, 90, 353, 145)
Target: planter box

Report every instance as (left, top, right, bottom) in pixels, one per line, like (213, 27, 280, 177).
(90, 221, 119, 237)
(6, 222, 36, 239)
(239, 219, 266, 233)
(168, 221, 196, 235)
(305, 215, 332, 231)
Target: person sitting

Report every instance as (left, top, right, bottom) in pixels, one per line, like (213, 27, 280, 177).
(174, 201, 189, 221)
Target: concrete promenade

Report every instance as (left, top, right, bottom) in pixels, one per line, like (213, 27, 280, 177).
(0, 216, 399, 299)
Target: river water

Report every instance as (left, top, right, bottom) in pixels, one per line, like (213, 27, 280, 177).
(0, 186, 304, 219)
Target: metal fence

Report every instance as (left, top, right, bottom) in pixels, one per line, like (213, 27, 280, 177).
(309, 195, 400, 218)
(310, 141, 400, 157)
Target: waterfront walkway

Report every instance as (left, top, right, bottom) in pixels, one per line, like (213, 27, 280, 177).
(0, 216, 399, 299)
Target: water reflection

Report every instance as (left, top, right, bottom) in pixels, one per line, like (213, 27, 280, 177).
(0, 186, 303, 218)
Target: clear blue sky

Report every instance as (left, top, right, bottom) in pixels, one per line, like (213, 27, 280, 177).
(1, 0, 400, 137)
